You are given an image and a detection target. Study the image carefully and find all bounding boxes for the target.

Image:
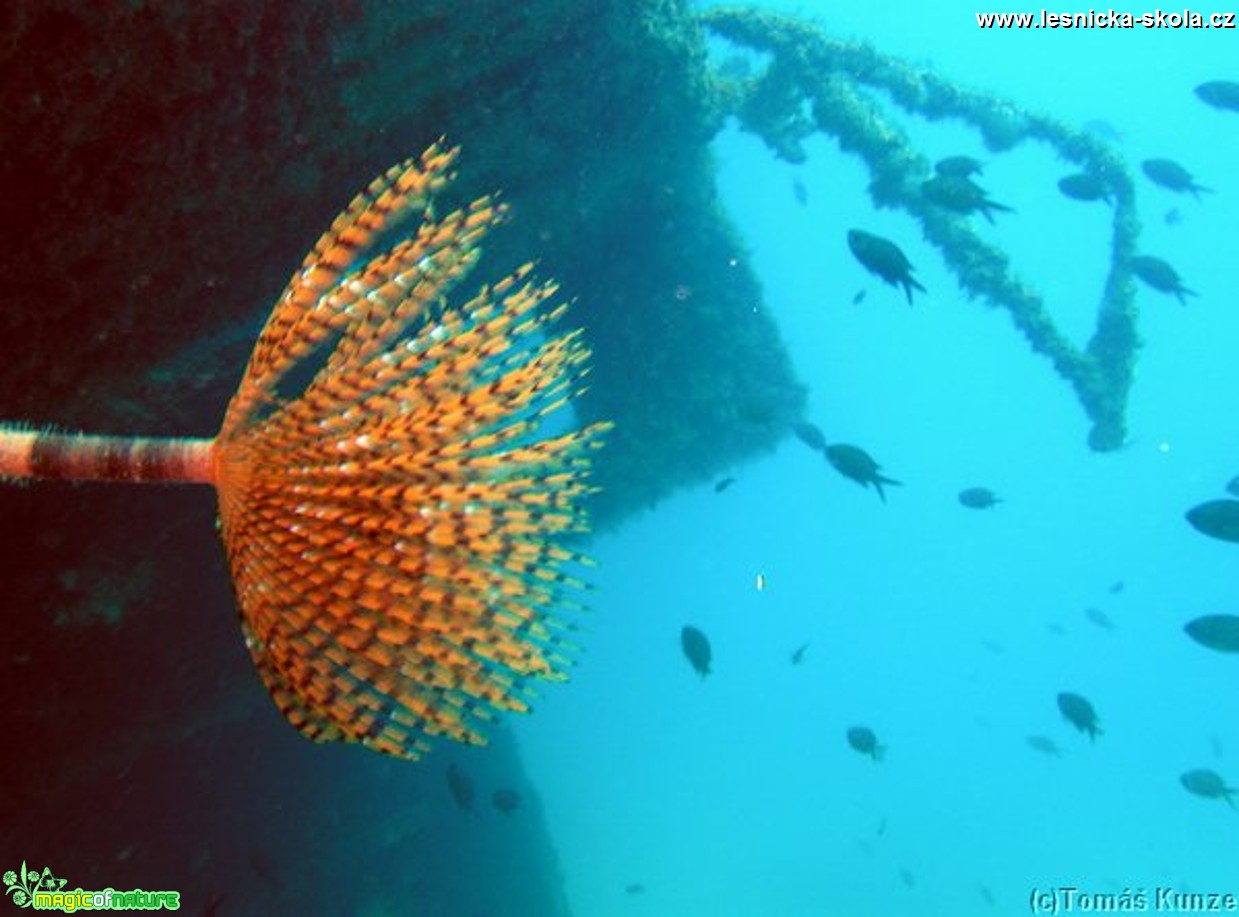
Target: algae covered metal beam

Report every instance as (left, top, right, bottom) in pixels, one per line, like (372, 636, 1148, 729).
(701, 7, 1142, 451)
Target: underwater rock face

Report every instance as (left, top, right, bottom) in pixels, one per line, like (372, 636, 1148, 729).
(0, 0, 803, 529)
(5, 1, 804, 914)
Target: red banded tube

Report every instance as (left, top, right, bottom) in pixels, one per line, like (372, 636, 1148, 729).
(0, 428, 215, 485)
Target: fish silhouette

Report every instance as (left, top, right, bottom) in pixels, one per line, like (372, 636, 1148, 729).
(846, 230, 926, 305)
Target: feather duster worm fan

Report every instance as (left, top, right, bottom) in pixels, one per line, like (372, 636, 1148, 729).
(0, 143, 610, 759)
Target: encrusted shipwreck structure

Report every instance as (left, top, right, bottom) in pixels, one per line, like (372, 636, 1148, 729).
(0, 1, 807, 530)
(701, 8, 1142, 451)
(0, 4, 800, 914)
(0, 3, 1147, 915)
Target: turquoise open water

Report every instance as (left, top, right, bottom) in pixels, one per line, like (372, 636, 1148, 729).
(516, 2, 1239, 913)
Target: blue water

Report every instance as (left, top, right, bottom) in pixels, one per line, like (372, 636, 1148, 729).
(516, 2, 1238, 914)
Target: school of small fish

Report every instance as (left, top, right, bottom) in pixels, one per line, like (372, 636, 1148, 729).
(683, 80, 1239, 874)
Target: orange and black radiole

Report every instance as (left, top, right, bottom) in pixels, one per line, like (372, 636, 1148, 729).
(0, 142, 611, 760)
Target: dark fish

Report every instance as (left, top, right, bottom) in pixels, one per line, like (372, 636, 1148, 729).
(681, 625, 712, 678)
(1131, 255, 1196, 305)
(1084, 607, 1114, 631)
(826, 443, 901, 503)
(846, 230, 926, 305)
(851, 289, 867, 305)
(1184, 614, 1239, 653)
(922, 174, 1013, 223)
(899, 867, 916, 888)
(713, 477, 736, 493)
(847, 725, 885, 761)
(981, 885, 996, 907)
(1109, 580, 1125, 595)
(1057, 691, 1102, 741)
(492, 788, 521, 815)
(1026, 735, 1062, 757)
(625, 884, 646, 896)
(958, 486, 1001, 509)
(1164, 207, 1183, 226)
(1186, 499, 1239, 542)
(935, 155, 984, 178)
(1141, 159, 1212, 199)
(1180, 768, 1237, 807)
(790, 642, 809, 665)
(447, 763, 475, 812)
(1057, 173, 1110, 203)
(1195, 80, 1239, 112)
(792, 178, 808, 206)
(1226, 476, 1239, 498)
(791, 420, 827, 453)
(1210, 733, 1225, 759)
